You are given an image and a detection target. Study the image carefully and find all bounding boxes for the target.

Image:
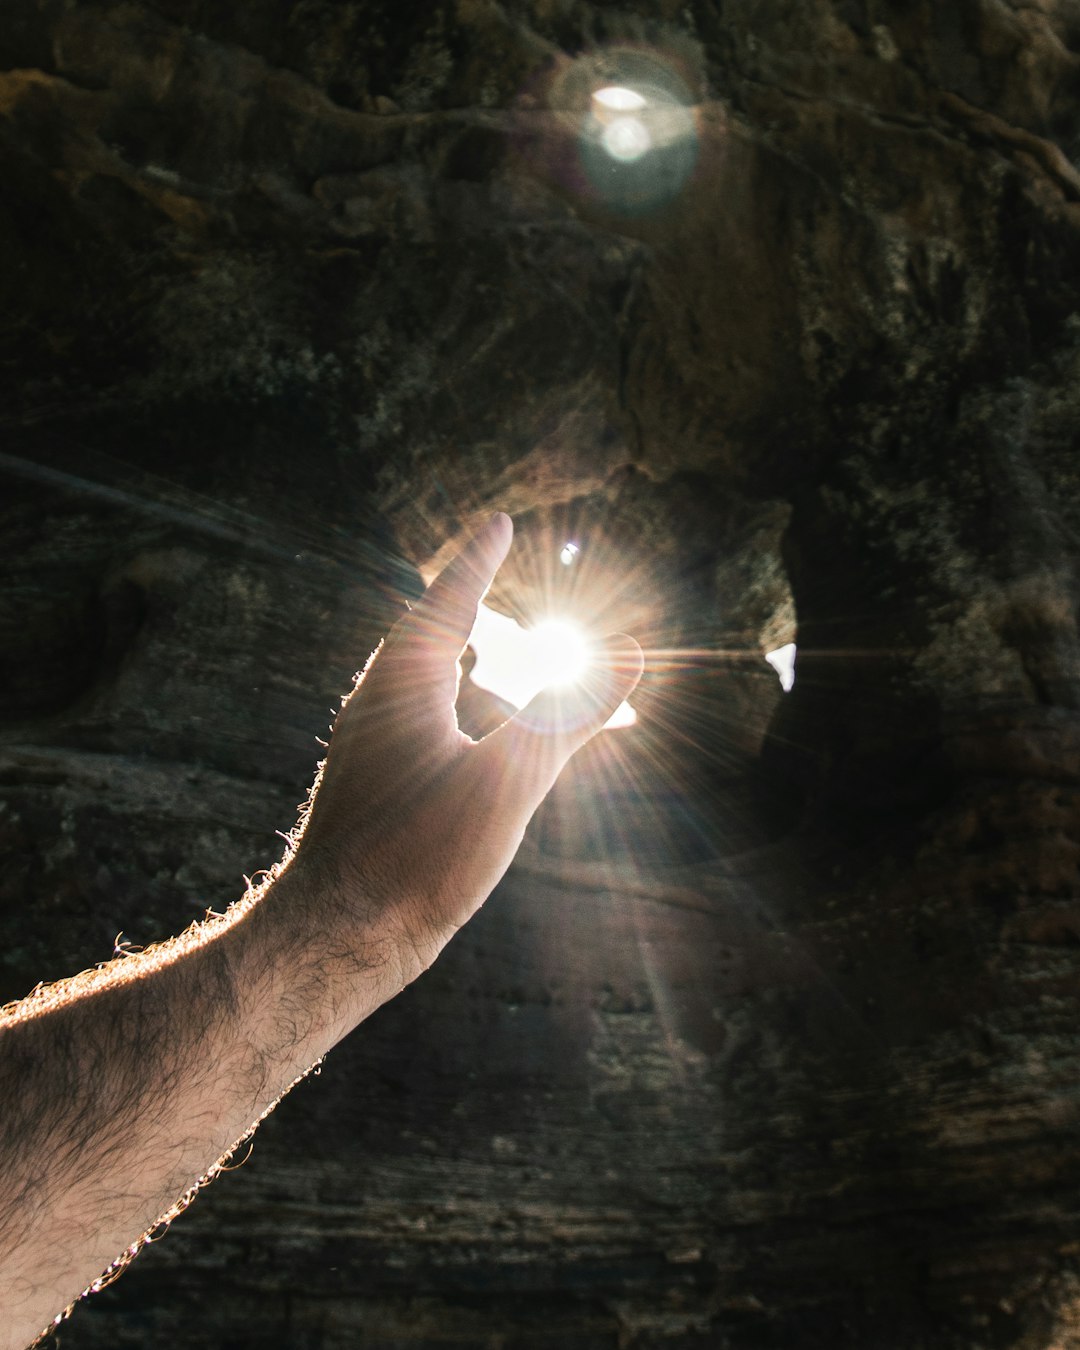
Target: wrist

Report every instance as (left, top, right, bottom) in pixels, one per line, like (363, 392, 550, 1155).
(244, 850, 417, 1050)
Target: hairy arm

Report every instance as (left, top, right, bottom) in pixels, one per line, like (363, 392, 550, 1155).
(0, 514, 642, 1349)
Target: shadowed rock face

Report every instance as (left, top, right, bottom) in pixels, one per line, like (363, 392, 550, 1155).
(3, 2, 1080, 1346)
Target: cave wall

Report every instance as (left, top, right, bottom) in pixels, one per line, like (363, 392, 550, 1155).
(3, 2, 1080, 1347)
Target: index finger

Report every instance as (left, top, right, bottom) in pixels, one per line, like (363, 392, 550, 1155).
(401, 513, 514, 665)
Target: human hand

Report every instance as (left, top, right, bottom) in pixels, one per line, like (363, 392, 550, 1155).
(292, 512, 643, 985)
(0, 514, 637, 1348)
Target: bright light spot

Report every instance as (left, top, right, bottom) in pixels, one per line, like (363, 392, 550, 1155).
(560, 541, 580, 566)
(574, 57, 698, 212)
(765, 643, 797, 692)
(593, 85, 648, 113)
(601, 116, 652, 162)
(530, 619, 590, 689)
(466, 604, 635, 730)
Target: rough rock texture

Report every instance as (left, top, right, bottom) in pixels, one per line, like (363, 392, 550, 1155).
(3, 1, 1080, 1346)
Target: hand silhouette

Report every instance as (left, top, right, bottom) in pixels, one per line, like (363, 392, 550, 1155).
(295, 512, 644, 981)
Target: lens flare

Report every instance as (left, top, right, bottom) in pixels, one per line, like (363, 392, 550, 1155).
(601, 116, 652, 162)
(576, 61, 699, 213)
(593, 85, 648, 113)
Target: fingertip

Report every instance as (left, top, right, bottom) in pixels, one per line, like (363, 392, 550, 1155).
(482, 510, 512, 547)
(476, 510, 513, 575)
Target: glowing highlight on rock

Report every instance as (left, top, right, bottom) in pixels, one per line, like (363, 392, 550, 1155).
(766, 643, 797, 692)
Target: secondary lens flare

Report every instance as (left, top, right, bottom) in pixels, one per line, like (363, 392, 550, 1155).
(574, 52, 699, 214)
(602, 116, 652, 163)
(593, 85, 647, 114)
(592, 85, 652, 163)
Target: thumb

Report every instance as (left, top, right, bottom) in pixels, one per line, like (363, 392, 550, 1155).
(481, 633, 644, 807)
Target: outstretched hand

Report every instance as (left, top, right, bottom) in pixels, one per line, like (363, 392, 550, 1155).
(0, 513, 642, 1350)
(294, 512, 643, 981)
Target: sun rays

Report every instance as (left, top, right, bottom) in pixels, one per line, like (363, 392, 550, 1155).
(426, 511, 801, 870)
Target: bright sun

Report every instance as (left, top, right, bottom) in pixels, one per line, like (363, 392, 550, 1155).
(465, 604, 636, 729)
(529, 618, 591, 689)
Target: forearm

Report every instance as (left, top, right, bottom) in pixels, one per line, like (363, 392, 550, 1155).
(0, 860, 401, 1350)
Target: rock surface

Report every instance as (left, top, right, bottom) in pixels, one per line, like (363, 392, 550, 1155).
(3, 2, 1080, 1346)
